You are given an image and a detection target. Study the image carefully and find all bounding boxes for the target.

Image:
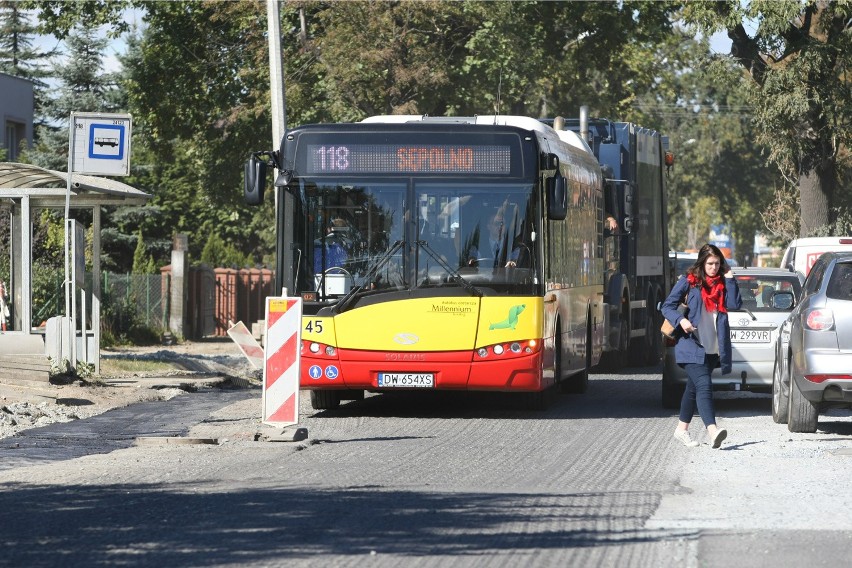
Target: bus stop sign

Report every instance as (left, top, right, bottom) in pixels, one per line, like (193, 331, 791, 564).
(70, 112, 132, 176)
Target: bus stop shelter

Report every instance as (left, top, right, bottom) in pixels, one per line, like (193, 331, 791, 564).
(0, 162, 150, 364)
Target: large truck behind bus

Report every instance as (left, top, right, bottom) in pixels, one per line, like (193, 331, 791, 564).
(552, 112, 671, 368)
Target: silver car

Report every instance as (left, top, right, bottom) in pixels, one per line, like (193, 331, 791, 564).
(662, 267, 804, 408)
(772, 251, 852, 432)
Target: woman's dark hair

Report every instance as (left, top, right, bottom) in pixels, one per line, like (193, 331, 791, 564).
(688, 243, 730, 285)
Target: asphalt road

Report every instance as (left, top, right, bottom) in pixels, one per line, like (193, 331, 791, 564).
(0, 368, 850, 567)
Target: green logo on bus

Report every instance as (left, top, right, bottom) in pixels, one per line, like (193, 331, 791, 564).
(489, 304, 526, 330)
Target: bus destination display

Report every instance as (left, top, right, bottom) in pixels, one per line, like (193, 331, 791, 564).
(306, 144, 512, 174)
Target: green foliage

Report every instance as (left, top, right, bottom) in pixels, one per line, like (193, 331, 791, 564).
(23, 23, 121, 171)
(200, 232, 249, 268)
(131, 230, 156, 274)
(23, 0, 134, 39)
(100, 278, 163, 347)
(31, 263, 62, 328)
(682, 1, 852, 237)
(26, 0, 815, 268)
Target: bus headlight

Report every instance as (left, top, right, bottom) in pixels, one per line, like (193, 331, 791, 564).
(309, 342, 321, 353)
(493, 344, 505, 355)
(477, 347, 488, 358)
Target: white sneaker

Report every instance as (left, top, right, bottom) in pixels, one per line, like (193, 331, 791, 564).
(673, 429, 699, 447)
(711, 428, 728, 449)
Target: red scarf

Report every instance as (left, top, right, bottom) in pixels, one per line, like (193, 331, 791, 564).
(687, 273, 727, 313)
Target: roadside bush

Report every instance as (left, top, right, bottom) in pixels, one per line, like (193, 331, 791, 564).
(100, 289, 163, 347)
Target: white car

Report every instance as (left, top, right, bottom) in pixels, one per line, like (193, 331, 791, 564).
(662, 267, 804, 408)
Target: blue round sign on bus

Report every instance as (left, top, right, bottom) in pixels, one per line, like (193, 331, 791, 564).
(308, 365, 322, 380)
(324, 365, 339, 380)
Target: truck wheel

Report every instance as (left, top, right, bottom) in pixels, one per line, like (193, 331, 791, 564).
(646, 294, 663, 365)
(599, 317, 628, 371)
(787, 376, 818, 433)
(771, 361, 789, 424)
(563, 324, 591, 393)
(310, 389, 342, 410)
(628, 312, 651, 366)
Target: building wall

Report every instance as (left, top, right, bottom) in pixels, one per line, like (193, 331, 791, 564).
(0, 73, 35, 161)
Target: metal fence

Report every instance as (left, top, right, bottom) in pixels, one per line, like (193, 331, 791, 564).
(101, 272, 168, 331)
(31, 268, 270, 340)
(32, 271, 166, 329)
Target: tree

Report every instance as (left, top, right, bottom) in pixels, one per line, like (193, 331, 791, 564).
(33, 0, 769, 265)
(642, 31, 781, 259)
(200, 232, 248, 268)
(0, 2, 55, 131)
(683, 1, 852, 237)
(131, 229, 155, 274)
(24, 24, 121, 170)
(0, 1, 52, 76)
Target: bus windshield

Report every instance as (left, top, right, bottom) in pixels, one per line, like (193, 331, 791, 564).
(302, 180, 538, 299)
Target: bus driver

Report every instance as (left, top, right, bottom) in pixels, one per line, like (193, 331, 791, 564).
(466, 214, 520, 268)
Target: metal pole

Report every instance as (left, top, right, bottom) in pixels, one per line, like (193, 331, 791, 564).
(92, 205, 101, 374)
(63, 116, 74, 324)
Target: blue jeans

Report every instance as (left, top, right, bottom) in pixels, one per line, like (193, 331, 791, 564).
(679, 355, 719, 427)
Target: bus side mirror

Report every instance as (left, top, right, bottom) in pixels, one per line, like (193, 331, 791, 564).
(244, 155, 267, 205)
(547, 175, 567, 220)
(540, 152, 559, 170)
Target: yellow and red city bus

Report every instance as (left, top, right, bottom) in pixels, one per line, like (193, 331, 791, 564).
(245, 115, 607, 409)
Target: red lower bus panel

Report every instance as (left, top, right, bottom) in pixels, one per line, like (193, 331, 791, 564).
(301, 349, 543, 392)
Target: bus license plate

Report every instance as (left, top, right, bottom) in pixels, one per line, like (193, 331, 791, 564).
(730, 329, 770, 343)
(377, 373, 434, 388)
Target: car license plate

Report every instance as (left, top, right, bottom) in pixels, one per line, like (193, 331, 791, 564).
(730, 329, 771, 343)
(377, 373, 434, 388)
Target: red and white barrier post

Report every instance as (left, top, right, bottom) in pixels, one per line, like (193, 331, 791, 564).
(227, 320, 264, 369)
(262, 296, 302, 427)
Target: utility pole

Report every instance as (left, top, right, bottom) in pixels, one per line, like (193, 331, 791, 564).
(267, 0, 294, 294)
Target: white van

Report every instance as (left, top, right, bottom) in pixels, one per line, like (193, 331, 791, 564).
(780, 236, 852, 276)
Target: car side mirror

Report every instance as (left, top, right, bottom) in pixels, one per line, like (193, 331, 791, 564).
(771, 291, 794, 310)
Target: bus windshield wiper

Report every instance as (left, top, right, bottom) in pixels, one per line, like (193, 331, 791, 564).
(417, 240, 482, 297)
(335, 239, 406, 313)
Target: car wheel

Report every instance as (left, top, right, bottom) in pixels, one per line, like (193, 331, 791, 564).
(661, 371, 683, 409)
(771, 360, 789, 424)
(787, 376, 818, 433)
(310, 389, 341, 410)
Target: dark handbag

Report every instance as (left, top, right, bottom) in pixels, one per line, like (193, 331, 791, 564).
(661, 295, 688, 339)
(660, 318, 678, 339)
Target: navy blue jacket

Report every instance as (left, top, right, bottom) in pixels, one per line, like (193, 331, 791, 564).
(661, 275, 742, 374)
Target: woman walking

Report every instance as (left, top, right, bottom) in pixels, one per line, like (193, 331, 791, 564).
(662, 244, 741, 448)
